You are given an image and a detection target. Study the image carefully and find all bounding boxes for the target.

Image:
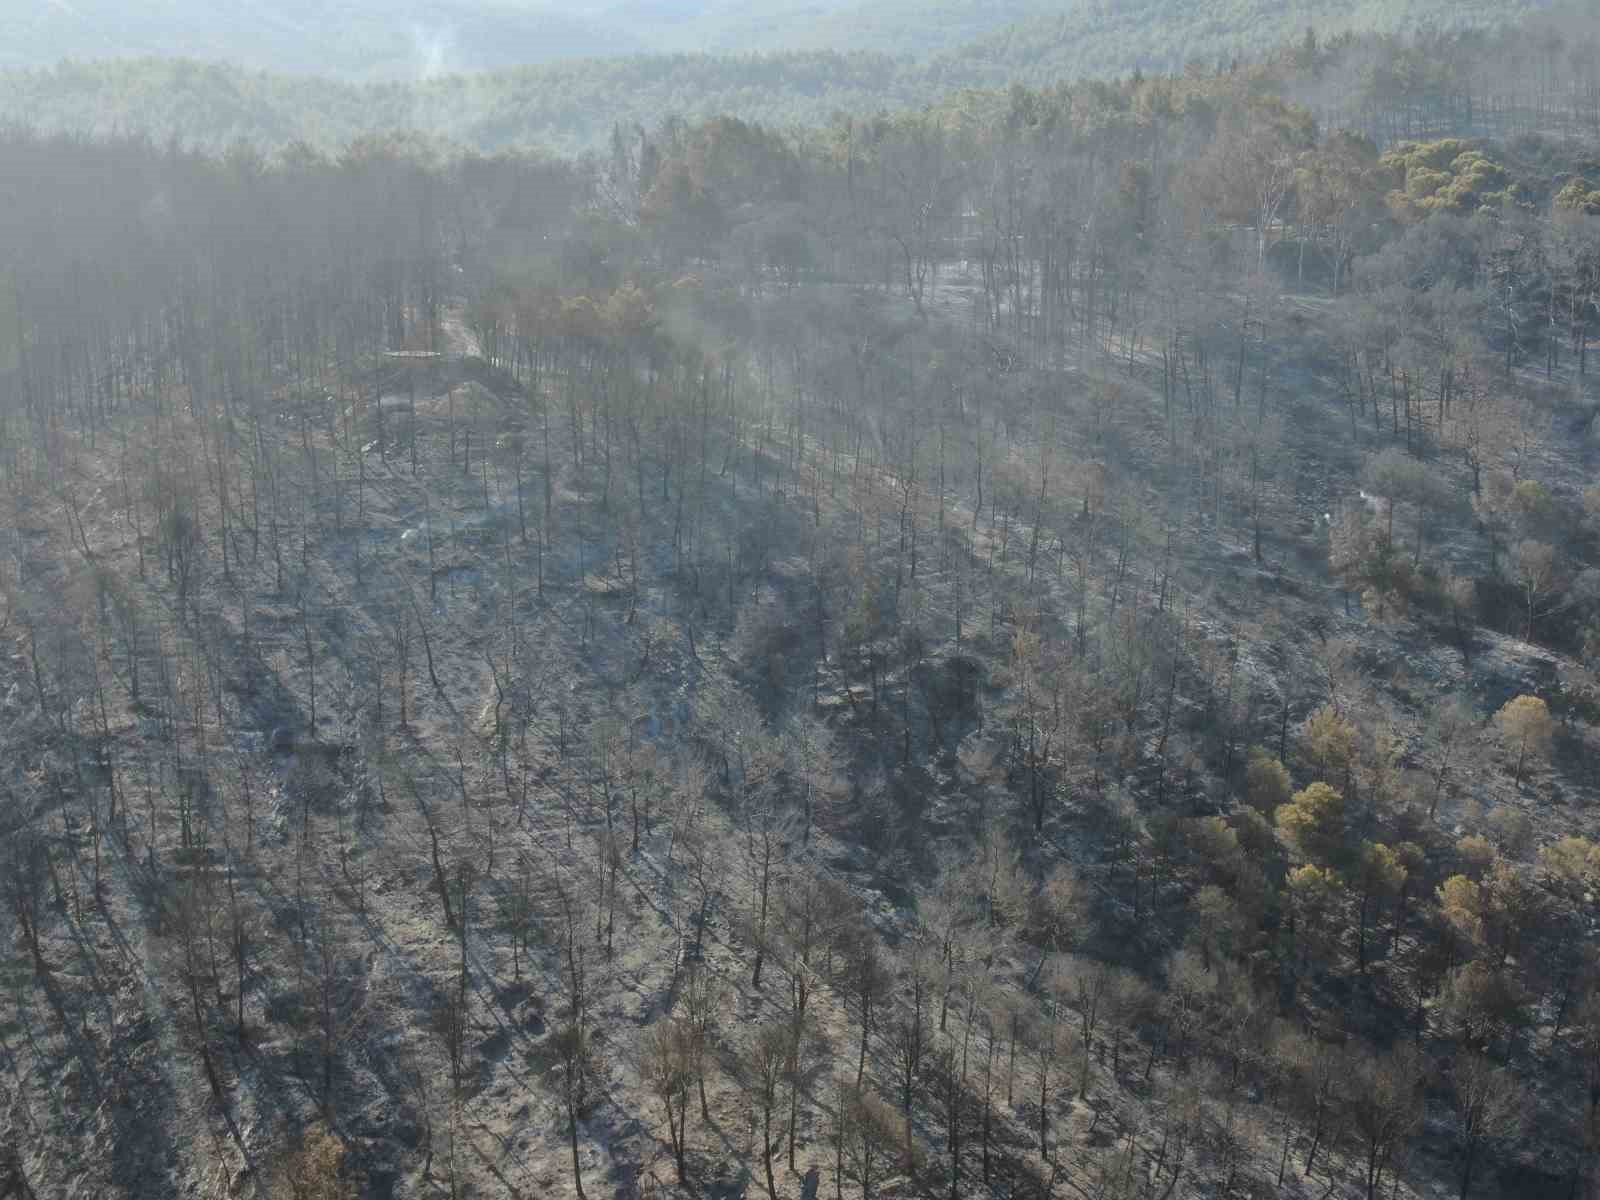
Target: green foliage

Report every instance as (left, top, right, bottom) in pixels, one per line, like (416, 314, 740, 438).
(1276, 782, 1347, 864)
(1283, 863, 1344, 936)
(1540, 835, 1600, 892)
(1381, 139, 1524, 219)
(1556, 178, 1600, 214)
(1301, 705, 1358, 786)
(1356, 841, 1408, 899)
(1229, 807, 1278, 864)
(1244, 746, 1293, 814)
(1437, 872, 1485, 941)
(1492, 695, 1553, 786)
(1185, 816, 1245, 885)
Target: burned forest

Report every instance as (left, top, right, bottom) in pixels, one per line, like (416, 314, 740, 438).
(5, 13, 1600, 1200)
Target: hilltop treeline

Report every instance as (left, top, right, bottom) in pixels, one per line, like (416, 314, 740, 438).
(1, 12, 1597, 153)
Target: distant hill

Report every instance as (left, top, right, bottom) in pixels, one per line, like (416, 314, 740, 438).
(933, 0, 1555, 85)
(0, 0, 641, 79)
(0, 53, 922, 155)
(3, 0, 1564, 81)
(0, 0, 1579, 154)
(622, 0, 1066, 58)
(0, 0, 1046, 78)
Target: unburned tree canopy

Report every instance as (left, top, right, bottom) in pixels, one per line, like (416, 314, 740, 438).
(1229, 807, 1277, 860)
(1356, 841, 1407, 901)
(1540, 836, 1600, 893)
(1284, 863, 1344, 948)
(1302, 705, 1358, 786)
(1277, 782, 1346, 864)
(1245, 746, 1292, 813)
(1437, 874, 1485, 945)
(1492, 695, 1552, 787)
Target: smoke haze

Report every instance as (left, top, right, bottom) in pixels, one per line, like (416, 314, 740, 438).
(409, 23, 459, 80)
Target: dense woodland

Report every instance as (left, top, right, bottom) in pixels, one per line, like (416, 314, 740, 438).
(9, 11, 1600, 1200)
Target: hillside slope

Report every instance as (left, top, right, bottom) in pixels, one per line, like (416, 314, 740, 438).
(7, 33, 1600, 1200)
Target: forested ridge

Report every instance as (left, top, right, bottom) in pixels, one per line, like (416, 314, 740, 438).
(2, 5, 1594, 154)
(0, 0, 1562, 82)
(8, 10, 1600, 1200)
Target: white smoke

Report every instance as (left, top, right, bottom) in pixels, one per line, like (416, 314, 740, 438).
(409, 23, 457, 80)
